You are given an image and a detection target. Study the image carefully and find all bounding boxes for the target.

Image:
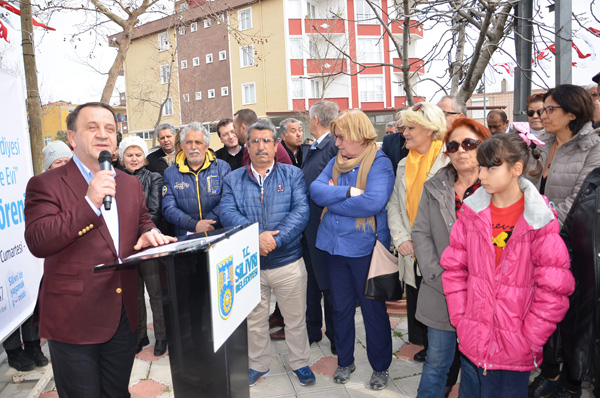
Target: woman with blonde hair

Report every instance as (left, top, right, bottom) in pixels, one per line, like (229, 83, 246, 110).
(387, 102, 449, 361)
(311, 109, 395, 390)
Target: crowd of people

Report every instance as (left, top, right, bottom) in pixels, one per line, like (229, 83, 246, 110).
(12, 77, 600, 397)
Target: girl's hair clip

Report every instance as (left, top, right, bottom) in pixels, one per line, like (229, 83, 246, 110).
(513, 122, 545, 147)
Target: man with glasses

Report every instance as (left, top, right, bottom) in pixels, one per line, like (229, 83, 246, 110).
(486, 109, 511, 134)
(220, 120, 315, 388)
(437, 95, 467, 128)
(215, 118, 243, 170)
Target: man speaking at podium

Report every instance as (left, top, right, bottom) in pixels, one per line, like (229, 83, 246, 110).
(24, 102, 175, 398)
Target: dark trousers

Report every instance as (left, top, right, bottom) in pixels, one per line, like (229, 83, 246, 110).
(3, 315, 39, 350)
(327, 253, 392, 372)
(407, 273, 428, 347)
(305, 245, 334, 343)
(48, 305, 137, 398)
(138, 262, 166, 340)
(477, 367, 529, 398)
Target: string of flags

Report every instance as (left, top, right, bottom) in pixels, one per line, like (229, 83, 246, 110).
(0, 0, 55, 43)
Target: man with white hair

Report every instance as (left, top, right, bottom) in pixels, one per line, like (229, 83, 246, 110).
(162, 122, 231, 236)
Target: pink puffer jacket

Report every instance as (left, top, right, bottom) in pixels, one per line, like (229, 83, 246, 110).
(441, 178, 575, 372)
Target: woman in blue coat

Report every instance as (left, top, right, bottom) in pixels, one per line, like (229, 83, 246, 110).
(310, 109, 395, 390)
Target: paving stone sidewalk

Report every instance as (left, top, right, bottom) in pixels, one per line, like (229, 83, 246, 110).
(0, 297, 595, 397)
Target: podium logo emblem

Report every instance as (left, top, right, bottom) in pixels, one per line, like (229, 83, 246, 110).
(217, 255, 234, 319)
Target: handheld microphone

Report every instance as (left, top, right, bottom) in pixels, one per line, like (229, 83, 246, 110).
(98, 150, 113, 211)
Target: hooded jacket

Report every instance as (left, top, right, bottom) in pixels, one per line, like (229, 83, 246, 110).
(441, 178, 575, 372)
(162, 150, 231, 236)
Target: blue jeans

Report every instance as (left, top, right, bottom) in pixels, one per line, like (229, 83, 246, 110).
(477, 367, 530, 398)
(459, 355, 480, 398)
(417, 328, 457, 397)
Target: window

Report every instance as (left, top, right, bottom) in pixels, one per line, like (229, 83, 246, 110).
(181, 60, 188, 69)
(193, 57, 200, 66)
(289, 38, 303, 59)
(309, 41, 319, 59)
(218, 13, 225, 24)
(355, 0, 380, 24)
(195, 91, 202, 100)
(242, 83, 256, 105)
(310, 80, 321, 98)
(204, 19, 211, 28)
(291, 79, 304, 99)
(179, 26, 185, 35)
(238, 8, 252, 30)
(221, 87, 229, 96)
(208, 89, 216, 98)
(240, 45, 254, 67)
(357, 38, 382, 63)
(206, 53, 213, 63)
(177, 2, 188, 12)
(160, 65, 170, 84)
(158, 32, 169, 51)
(163, 98, 173, 116)
(191, 22, 198, 32)
(219, 50, 227, 61)
(359, 76, 384, 102)
(307, 2, 316, 18)
(44, 136, 52, 146)
(137, 131, 152, 140)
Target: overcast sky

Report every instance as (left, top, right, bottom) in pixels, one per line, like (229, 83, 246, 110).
(0, 1, 599, 106)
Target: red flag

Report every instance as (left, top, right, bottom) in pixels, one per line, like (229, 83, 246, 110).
(572, 42, 591, 59)
(0, 1, 56, 31)
(0, 20, 8, 43)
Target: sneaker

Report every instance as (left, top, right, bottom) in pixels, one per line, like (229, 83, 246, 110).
(249, 368, 269, 386)
(333, 363, 356, 384)
(548, 385, 582, 398)
(270, 328, 285, 340)
(293, 366, 316, 386)
(369, 370, 389, 390)
(24, 345, 49, 367)
(7, 348, 35, 372)
(529, 374, 560, 397)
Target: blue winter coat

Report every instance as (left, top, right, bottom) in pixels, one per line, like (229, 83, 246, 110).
(162, 150, 231, 236)
(310, 150, 394, 257)
(220, 163, 309, 269)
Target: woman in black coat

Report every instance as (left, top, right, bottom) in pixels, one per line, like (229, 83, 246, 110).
(556, 167, 600, 397)
(119, 136, 168, 357)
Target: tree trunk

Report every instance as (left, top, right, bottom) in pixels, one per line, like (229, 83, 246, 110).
(100, 21, 135, 104)
(21, 0, 44, 175)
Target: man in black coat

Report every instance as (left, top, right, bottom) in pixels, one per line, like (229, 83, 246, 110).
(381, 114, 408, 176)
(300, 100, 339, 353)
(146, 123, 177, 173)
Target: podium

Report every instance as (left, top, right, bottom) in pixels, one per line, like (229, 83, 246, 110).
(101, 224, 261, 397)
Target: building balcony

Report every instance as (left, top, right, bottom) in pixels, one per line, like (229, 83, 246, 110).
(306, 58, 347, 75)
(391, 20, 424, 38)
(394, 96, 426, 108)
(292, 97, 349, 112)
(305, 18, 345, 34)
(392, 58, 425, 74)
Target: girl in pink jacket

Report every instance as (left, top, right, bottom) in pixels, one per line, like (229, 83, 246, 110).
(440, 132, 575, 398)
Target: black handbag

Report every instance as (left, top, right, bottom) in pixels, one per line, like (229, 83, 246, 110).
(363, 217, 404, 301)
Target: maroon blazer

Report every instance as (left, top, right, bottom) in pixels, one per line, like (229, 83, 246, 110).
(24, 159, 155, 344)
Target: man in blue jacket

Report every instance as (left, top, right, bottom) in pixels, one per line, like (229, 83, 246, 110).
(220, 120, 315, 387)
(162, 122, 231, 236)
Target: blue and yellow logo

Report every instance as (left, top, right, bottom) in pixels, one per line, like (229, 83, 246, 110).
(217, 255, 235, 319)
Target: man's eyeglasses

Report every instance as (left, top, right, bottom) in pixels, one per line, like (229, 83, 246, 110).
(535, 105, 562, 116)
(446, 138, 481, 154)
(526, 110, 539, 117)
(443, 111, 460, 116)
(248, 138, 275, 145)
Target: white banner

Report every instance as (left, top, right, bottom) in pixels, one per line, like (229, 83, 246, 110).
(0, 70, 43, 342)
(209, 223, 260, 352)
